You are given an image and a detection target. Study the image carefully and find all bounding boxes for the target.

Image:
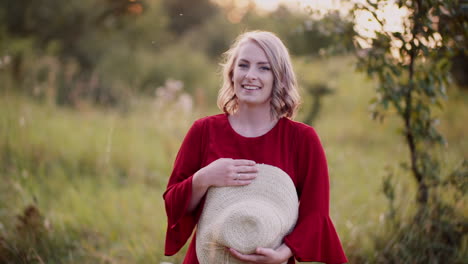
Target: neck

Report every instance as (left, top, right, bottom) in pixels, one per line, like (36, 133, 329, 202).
(229, 103, 278, 137)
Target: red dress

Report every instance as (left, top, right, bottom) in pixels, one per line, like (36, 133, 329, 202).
(163, 114, 348, 264)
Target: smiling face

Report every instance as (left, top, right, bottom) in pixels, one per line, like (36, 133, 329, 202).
(232, 40, 274, 108)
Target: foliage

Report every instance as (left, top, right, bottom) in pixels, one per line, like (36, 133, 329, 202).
(435, 0, 468, 88)
(181, 5, 356, 61)
(353, 0, 468, 262)
(0, 1, 358, 109)
(0, 205, 78, 264)
(181, 12, 243, 60)
(0, 0, 170, 105)
(372, 162, 468, 264)
(161, 0, 219, 34)
(301, 83, 334, 125)
(0, 54, 467, 262)
(242, 6, 356, 57)
(0, 94, 194, 263)
(1, 1, 466, 263)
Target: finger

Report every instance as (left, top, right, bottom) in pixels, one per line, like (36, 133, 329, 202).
(233, 159, 256, 166)
(255, 247, 271, 255)
(228, 248, 244, 259)
(228, 248, 263, 262)
(236, 165, 259, 173)
(232, 179, 254, 186)
(236, 173, 257, 181)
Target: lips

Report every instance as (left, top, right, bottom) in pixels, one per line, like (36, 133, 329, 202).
(242, 85, 261, 90)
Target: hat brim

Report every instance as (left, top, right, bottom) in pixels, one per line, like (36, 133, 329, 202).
(196, 164, 298, 264)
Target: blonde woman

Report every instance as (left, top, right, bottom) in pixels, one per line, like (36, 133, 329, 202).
(163, 31, 347, 264)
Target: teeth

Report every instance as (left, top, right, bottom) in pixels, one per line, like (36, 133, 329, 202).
(243, 85, 260, 90)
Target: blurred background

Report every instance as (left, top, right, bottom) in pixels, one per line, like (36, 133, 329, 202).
(0, 0, 466, 263)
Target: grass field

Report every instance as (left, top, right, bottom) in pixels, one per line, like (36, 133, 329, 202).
(1, 56, 466, 263)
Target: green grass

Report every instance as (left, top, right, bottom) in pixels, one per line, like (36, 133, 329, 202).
(0, 94, 195, 263)
(1, 55, 466, 263)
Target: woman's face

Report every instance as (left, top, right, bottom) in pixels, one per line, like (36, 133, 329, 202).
(232, 41, 274, 108)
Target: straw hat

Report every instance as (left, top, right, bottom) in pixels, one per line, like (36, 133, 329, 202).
(196, 164, 299, 264)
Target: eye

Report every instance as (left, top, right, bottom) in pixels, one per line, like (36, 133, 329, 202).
(260, 66, 271, 71)
(238, 63, 248, 68)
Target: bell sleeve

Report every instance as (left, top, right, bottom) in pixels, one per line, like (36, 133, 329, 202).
(163, 119, 205, 256)
(284, 125, 347, 264)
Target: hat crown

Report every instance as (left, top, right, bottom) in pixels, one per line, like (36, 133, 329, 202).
(210, 200, 282, 254)
(196, 164, 299, 264)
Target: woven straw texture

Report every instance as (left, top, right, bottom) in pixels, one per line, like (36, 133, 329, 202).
(196, 164, 299, 264)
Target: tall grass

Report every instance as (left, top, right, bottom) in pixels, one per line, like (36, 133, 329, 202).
(0, 92, 195, 263)
(0, 56, 466, 263)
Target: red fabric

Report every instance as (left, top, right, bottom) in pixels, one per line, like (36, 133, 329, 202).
(163, 114, 348, 264)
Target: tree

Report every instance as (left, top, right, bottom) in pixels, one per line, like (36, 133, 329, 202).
(0, 0, 169, 105)
(353, 0, 467, 262)
(161, 0, 219, 35)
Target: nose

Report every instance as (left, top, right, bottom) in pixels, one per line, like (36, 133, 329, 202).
(244, 68, 257, 81)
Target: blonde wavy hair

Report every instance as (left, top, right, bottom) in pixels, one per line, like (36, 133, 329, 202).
(217, 31, 301, 119)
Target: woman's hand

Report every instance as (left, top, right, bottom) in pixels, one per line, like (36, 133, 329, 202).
(196, 158, 258, 188)
(188, 158, 257, 212)
(228, 244, 293, 264)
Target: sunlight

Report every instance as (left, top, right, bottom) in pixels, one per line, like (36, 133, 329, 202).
(249, 0, 409, 49)
(253, 0, 340, 13)
(254, 0, 281, 12)
(219, 0, 407, 36)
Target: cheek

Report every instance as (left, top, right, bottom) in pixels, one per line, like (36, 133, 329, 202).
(232, 70, 241, 83)
(234, 74, 248, 89)
(266, 74, 274, 87)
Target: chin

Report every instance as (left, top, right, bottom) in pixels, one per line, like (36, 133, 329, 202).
(238, 98, 270, 107)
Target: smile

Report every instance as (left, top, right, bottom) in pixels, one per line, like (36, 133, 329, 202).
(242, 85, 261, 90)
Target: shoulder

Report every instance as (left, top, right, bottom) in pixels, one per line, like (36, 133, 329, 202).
(193, 114, 225, 128)
(182, 114, 225, 146)
(194, 113, 225, 125)
(281, 118, 324, 154)
(190, 113, 226, 133)
(282, 118, 320, 140)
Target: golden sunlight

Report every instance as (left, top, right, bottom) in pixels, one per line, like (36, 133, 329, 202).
(213, 0, 413, 53)
(215, 0, 406, 34)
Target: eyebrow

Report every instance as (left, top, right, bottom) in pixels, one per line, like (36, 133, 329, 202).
(238, 58, 270, 65)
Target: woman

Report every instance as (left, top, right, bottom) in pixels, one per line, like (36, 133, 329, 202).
(163, 31, 347, 264)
